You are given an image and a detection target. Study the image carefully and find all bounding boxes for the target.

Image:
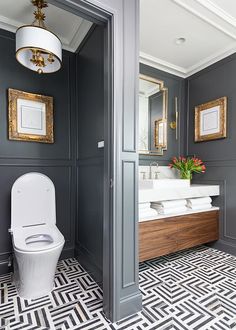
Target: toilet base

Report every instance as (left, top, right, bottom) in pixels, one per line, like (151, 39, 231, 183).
(13, 242, 64, 299)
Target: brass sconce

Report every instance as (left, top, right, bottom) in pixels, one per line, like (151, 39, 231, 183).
(169, 96, 178, 140)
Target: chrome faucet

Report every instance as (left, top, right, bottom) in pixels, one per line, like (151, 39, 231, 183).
(149, 161, 159, 179)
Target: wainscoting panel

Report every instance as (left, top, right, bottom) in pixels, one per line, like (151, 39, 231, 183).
(75, 157, 104, 281)
(186, 54, 236, 256)
(122, 161, 136, 289)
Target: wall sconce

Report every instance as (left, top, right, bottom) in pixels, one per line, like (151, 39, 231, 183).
(169, 96, 178, 140)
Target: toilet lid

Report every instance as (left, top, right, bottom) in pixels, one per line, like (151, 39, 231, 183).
(13, 224, 64, 252)
(11, 172, 56, 229)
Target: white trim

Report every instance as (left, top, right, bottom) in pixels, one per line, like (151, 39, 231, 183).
(0, 15, 23, 33)
(140, 42, 236, 78)
(186, 42, 236, 77)
(139, 52, 187, 78)
(140, 0, 236, 78)
(195, 0, 236, 28)
(0, 14, 91, 53)
(172, 0, 236, 40)
(67, 20, 93, 52)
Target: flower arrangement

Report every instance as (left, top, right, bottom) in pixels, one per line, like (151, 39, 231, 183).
(169, 156, 206, 180)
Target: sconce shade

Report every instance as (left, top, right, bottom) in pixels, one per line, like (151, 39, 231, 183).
(16, 25, 62, 73)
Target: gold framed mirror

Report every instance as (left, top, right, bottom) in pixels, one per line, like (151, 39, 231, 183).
(138, 74, 168, 156)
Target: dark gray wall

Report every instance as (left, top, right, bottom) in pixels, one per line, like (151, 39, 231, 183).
(186, 53, 236, 255)
(75, 26, 104, 283)
(139, 63, 186, 165)
(0, 29, 76, 274)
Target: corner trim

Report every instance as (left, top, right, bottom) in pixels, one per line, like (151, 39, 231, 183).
(119, 292, 142, 320)
(210, 239, 236, 256)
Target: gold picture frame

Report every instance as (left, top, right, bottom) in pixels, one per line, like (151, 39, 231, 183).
(8, 88, 54, 143)
(155, 119, 167, 149)
(194, 96, 227, 142)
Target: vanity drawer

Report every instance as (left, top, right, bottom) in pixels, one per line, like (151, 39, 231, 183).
(176, 211, 219, 250)
(139, 210, 219, 261)
(139, 219, 178, 262)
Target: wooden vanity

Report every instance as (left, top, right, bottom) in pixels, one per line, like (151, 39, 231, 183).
(139, 210, 219, 262)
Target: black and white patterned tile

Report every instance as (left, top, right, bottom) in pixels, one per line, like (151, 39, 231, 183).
(1, 246, 236, 329)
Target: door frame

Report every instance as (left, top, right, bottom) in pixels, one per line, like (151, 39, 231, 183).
(48, 0, 141, 322)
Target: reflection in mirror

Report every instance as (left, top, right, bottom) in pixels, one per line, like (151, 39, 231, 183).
(139, 74, 168, 156)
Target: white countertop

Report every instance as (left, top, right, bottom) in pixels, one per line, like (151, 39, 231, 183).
(139, 184, 220, 203)
(139, 206, 220, 222)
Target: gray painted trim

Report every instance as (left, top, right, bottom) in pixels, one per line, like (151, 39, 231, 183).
(120, 292, 142, 320)
(75, 244, 103, 284)
(49, 0, 141, 323)
(0, 259, 10, 276)
(122, 161, 136, 288)
(210, 239, 236, 256)
(122, 1, 137, 153)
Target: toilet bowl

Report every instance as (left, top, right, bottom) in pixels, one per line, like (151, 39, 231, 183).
(10, 172, 65, 299)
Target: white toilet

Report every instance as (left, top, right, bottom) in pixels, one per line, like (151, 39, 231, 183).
(10, 172, 65, 299)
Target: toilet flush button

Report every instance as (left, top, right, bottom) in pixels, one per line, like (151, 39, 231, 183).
(98, 140, 104, 148)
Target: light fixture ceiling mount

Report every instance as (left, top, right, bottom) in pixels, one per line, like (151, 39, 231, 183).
(16, 0, 62, 74)
(175, 37, 186, 45)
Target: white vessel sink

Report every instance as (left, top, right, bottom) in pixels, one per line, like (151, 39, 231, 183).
(139, 179, 190, 190)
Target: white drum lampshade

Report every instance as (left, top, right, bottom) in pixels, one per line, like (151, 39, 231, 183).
(15, 0, 62, 74)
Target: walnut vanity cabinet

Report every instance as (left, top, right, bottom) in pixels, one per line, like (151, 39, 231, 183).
(139, 210, 219, 262)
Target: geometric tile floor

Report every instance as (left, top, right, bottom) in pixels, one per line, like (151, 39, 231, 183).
(1, 246, 236, 329)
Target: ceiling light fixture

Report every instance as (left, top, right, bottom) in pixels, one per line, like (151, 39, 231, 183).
(175, 37, 186, 45)
(16, 0, 62, 74)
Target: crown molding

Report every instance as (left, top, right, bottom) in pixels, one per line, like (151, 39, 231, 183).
(139, 52, 187, 78)
(0, 15, 22, 33)
(195, 0, 236, 28)
(172, 0, 236, 40)
(0, 14, 91, 53)
(140, 0, 236, 78)
(66, 20, 93, 52)
(186, 41, 236, 77)
(140, 40, 236, 78)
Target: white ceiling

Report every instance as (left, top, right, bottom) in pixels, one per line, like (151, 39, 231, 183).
(1, 0, 235, 76)
(140, 0, 236, 77)
(0, 0, 92, 52)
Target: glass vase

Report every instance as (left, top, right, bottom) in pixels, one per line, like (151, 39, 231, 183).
(180, 170, 192, 180)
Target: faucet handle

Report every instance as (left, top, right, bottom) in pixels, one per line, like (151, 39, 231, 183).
(154, 171, 160, 179)
(140, 172, 146, 180)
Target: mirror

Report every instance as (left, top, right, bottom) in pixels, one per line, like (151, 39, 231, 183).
(139, 74, 168, 156)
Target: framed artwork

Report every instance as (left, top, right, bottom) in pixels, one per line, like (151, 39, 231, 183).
(194, 97, 227, 142)
(8, 88, 54, 143)
(155, 119, 167, 149)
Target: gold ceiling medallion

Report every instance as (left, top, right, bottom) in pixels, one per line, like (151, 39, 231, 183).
(16, 0, 62, 74)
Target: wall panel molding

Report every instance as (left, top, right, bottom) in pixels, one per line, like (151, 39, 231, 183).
(187, 54, 236, 256)
(122, 160, 136, 289)
(122, 0, 137, 153)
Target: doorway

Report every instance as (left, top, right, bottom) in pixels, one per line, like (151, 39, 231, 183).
(48, 0, 141, 323)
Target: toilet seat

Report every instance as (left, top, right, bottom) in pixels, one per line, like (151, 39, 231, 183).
(13, 224, 64, 252)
